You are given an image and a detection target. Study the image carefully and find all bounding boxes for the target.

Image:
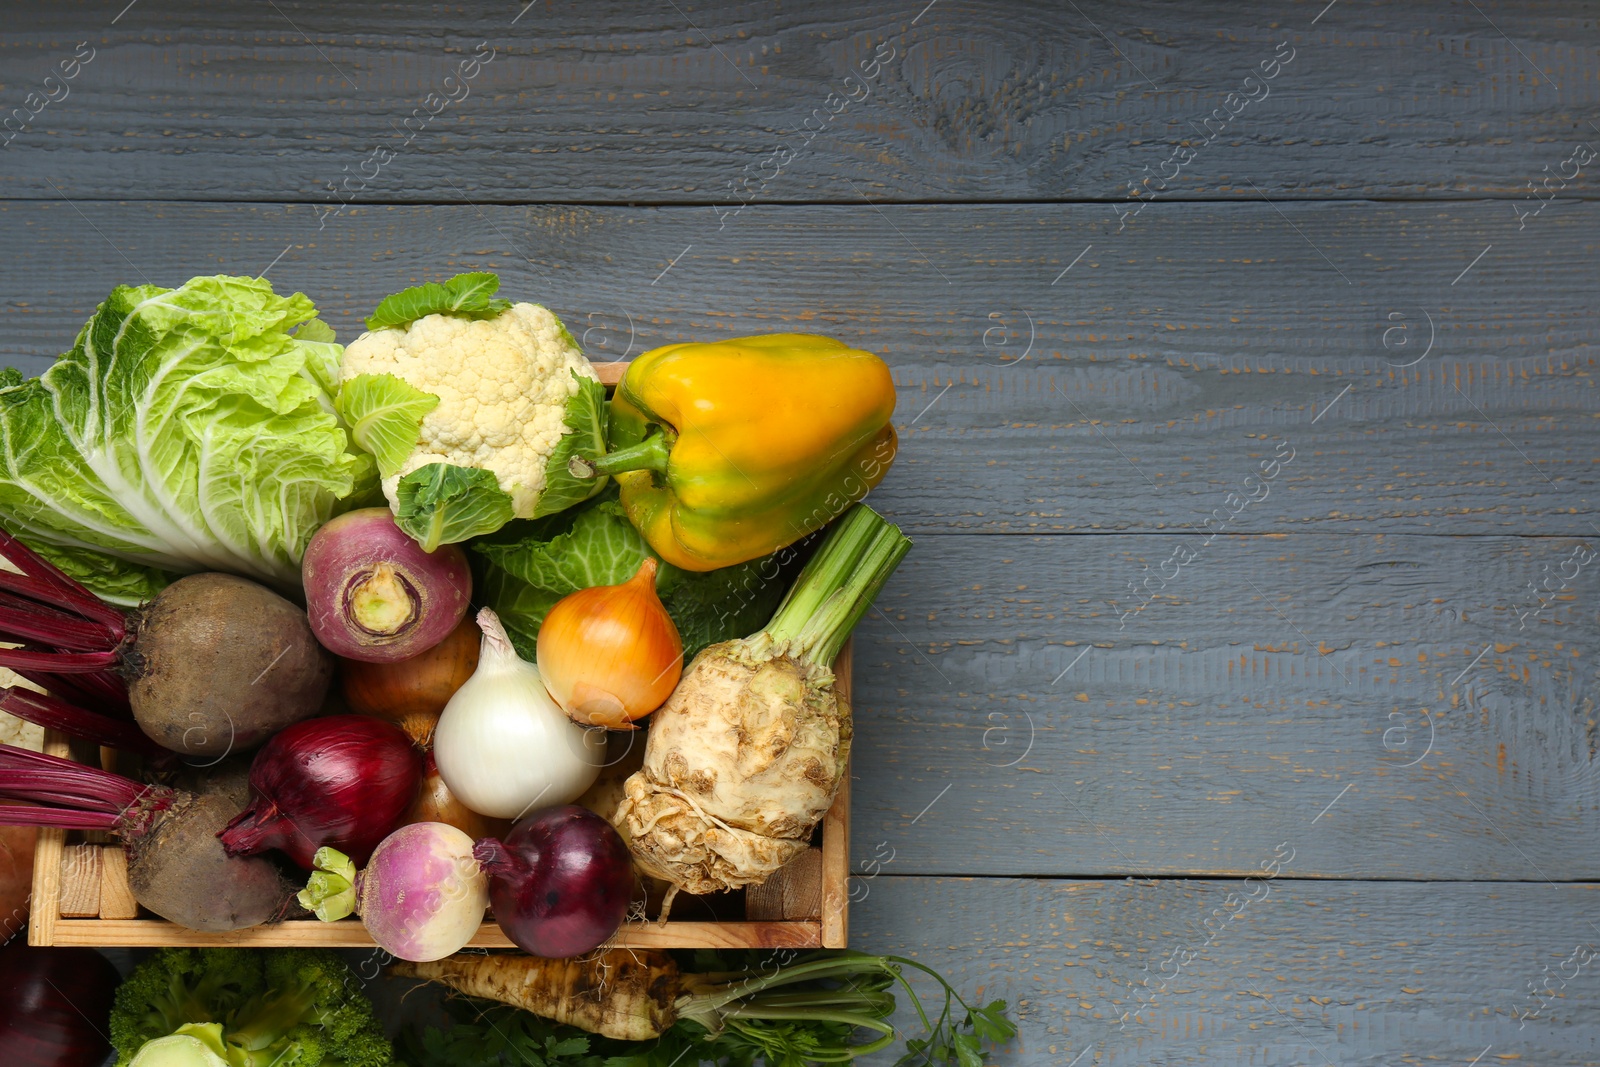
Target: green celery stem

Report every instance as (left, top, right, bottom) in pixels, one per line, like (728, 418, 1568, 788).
(760, 504, 911, 668)
(580, 432, 673, 477)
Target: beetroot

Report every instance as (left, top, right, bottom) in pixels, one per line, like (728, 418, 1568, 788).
(0, 745, 296, 931)
(0, 530, 330, 759)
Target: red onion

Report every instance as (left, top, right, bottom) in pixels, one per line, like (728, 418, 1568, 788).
(0, 940, 120, 1066)
(473, 805, 632, 958)
(302, 508, 472, 662)
(219, 714, 423, 869)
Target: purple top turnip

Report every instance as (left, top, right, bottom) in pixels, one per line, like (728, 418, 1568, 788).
(301, 508, 472, 662)
(299, 822, 488, 962)
(305, 806, 634, 961)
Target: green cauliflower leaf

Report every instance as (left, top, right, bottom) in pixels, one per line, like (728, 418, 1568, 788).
(531, 372, 610, 518)
(334, 372, 441, 478)
(364, 271, 512, 331)
(396, 462, 518, 551)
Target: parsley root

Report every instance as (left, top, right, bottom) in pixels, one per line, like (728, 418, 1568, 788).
(389, 947, 1016, 1065)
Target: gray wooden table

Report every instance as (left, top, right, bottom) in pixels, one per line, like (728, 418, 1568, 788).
(5, 1, 1598, 1062)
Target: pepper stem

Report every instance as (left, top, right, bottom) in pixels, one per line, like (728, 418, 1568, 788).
(569, 432, 674, 479)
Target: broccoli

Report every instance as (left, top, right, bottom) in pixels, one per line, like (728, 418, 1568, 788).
(110, 948, 393, 1067)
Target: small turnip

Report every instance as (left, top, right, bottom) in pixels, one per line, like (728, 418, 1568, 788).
(299, 822, 489, 962)
(301, 508, 472, 663)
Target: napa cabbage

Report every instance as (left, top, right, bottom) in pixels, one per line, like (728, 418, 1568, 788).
(0, 275, 375, 602)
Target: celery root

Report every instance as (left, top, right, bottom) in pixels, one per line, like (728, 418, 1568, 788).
(614, 505, 909, 903)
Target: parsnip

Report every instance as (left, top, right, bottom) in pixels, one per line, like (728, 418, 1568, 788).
(389, 945, 956, 1060)
(389, 950, 677, 1041)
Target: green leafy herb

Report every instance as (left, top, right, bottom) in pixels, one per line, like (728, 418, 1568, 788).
(473, 488, 793, 660)
(401, 1002, 609, 1067)
(531, 373, 611, 518)
(335, 372, 441, 478)
(395, 462, 517, 552)
(365, 271, 513, 331)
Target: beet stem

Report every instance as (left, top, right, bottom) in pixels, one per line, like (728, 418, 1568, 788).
(0, 569, 126, 631)
(0, 742, 156, 812)
(0, 687, 165, 757)
(0, 592, 121, 650)
(56, 670, 133, 718)
(0, 648, 120, 673)
(0, 807, 120, 830)
(12, 668, 135, 719)
(0, 528, 118, 618)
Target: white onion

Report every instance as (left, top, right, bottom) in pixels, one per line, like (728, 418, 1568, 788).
(433, 608, 605, 820)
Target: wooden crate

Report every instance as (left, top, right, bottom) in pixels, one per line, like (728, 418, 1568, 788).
(25, 356, 851, 949)
(27, 650, 851, 950)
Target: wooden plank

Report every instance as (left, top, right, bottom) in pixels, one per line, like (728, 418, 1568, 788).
(97, 846, 138, 920)
(45, 918, 822, 950)
(746, 849, 824, 922)
(24, 729, 70, 946)
(823, 651, 853, 947)
(56, 843, 100, 918)
(0, 201, 1593, 535)
(847, 533, 1600, 879)
(0, 2, 1592, 202)
(850, 876, 1600, 1066)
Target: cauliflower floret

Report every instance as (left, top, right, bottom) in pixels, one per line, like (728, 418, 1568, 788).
(340, 302, 595, 517)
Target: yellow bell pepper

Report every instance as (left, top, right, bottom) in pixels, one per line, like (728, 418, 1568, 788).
(576, 334, 897, 571)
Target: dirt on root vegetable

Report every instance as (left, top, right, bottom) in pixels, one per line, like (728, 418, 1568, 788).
(127, 573, 333, 757)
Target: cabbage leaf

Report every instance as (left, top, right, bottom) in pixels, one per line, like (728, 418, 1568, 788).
(0, 275, 375, 599)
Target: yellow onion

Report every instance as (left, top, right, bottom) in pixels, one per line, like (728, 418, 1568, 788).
(536, 558, 683, 728)
(405, 752, 511, 841)
(341, 615, 480, 748)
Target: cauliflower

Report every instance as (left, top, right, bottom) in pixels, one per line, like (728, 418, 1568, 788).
(334, 273, 610, 549)
(342, 302, 594, 514)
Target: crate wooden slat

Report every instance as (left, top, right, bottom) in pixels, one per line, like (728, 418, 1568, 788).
(29, 640, 853, 949)
(43, 919, 827, 949)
